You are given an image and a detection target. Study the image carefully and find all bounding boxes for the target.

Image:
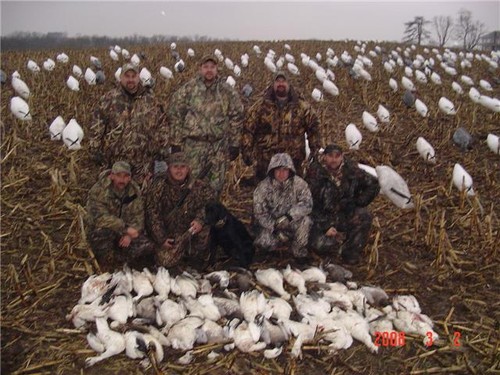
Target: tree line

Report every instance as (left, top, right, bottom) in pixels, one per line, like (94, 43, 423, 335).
(403, 8, 489, 49)
(0, 32, 227, 52)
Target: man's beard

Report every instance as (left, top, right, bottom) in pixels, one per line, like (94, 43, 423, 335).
(275, 87, 288, 98)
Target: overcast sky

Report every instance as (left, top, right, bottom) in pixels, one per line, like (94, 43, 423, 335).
(1, 1, 498, 42)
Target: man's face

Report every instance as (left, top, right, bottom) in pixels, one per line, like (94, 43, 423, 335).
(110, 172, 131, 191)
(120, 70, 140, 93)
(200, 61, 218, 83)
(273, 167, 290, 182)
(169, 164, 190, 182)
(323, 151, 343, 171)
(273, 77, 289, 98)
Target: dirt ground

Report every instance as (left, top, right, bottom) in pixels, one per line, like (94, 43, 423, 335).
(1, 40, 499, 374)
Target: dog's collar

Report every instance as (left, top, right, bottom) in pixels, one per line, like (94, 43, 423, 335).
(214, 217, 227, 229)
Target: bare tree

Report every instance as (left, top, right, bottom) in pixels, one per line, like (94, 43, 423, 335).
(433, 16, 453, 47)
(455, 9, 486, 50)
(403, 16, 431, 45)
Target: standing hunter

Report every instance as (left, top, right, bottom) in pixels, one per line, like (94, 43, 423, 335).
(242, 71, 321, 181)
(91, 63, 168, 188)
(168, 54, 244, 196)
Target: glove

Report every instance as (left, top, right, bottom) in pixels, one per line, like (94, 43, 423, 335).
(170, 144, 182, 153)
(228, 146, 240, 161)
(275, 214, 293, 230)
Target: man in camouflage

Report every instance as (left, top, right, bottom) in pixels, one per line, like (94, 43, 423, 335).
(253, 153, 313, 259)
(305, 144, 380, 265)
(168, 55, 244, 196)
(145, 152, 215, 267)
(91, 63, 168, 187)
(85, 161, 155, 271)
(242, 71, 321, 180)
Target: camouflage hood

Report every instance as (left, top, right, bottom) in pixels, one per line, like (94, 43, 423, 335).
(267, 153, 296, 175)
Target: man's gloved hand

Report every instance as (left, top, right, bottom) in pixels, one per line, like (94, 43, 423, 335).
(228, 146, 240, 161)
(171, 145, 182, 153)
(275, 214, 293, 230)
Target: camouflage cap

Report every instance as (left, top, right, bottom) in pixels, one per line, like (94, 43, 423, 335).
(121, 63, 139, 74)
(324, 144, 343, 155)
(274, 71, 288, 81)
(111, 161, 132, 175)
(169, 152, 189, 166)
(200, 54, 218, 65)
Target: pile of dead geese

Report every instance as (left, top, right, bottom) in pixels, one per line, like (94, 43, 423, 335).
(67, 265, 439, 367)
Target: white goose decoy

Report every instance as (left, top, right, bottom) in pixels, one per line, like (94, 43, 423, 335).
(109, 49, 119, 61)
(174, 59, 185, 73)
(487, 134, 499, 155)
(282, 264, 307, 294)
(159, 66, 173, 80)
(255, 268, 290, 300)
(383, 61, 394, 74)
(479, 79, 492, 91)
(430, 71, 442, 85)
(416, 137, 436, 163)
(362, 111, 378, 132)
(85, 317, 126, 367)
(287, 62, 299, 75)
(11, 77, 30, 99)
(43, 58, 56, 71)
(130, 53, 141, 66)
(414, 99, 428, 117)
(233, 65, 241, 77)
(452, 163, 475, 196)
(72, 64, 83, 78)
(62, 119, 84, 150)
(460, 75, 474, 86)
(415, 70, 427, 84)
(153, 267, 170, 300)
(139, 68, 153, 87)
(345, 123, 362, 150)
(10, 96, 32, 121)
(359, 163, 377, 178)
(376, 104, 390, 123)
(404, 66, 413, 77)
(311, 88, 323, 102)
(27, 59, 40, 73)
(376, 165, 414, 209)
(84, 68, 96, 85)
(66, 75, 80, 91)
(264, 57, 277, 73)
(401, 76, 416, 92)
(315, 69, 327, 83)
(451, 81, 463, 95)
(114, 67, 122, 82)
(12, 70, 21, 79)
(156, 299, 187, 329)
(49, 116, 66, 141)
(224, 57, 234, 70)
(57, 53, 69, 63)
(121, 49, 130, 59)
(389, 78, 398, 92)
(438, 96, 456, 115)
(301, 266, 327, 283)
(322, 79, 339, 96)
(468, 87, 481, 104)
(226, 75, 236, 88)
(187, 48, 195, 57)
(478, 95, 500, 112)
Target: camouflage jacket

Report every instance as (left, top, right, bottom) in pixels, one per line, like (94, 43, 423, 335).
(253, 154, 313, 231)
(305, 157, 380, 232)
(168, 75, 244, 149)
(91, 84, 168, 180)
(85, 171, 144, 234)
(242, 85, 321, 176)
(144, 171, 215, 245)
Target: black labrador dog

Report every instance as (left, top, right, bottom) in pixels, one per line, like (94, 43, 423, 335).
(204, 201, 254, 268)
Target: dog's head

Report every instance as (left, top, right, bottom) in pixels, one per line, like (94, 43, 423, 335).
(204, 201, 228, 227)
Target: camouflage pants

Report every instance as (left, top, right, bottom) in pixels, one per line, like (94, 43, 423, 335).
(184, 138, 227, 196)
(254, 216, 311, 257)
(87, 228, 156, 271)
(309, 207, 372, 261)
